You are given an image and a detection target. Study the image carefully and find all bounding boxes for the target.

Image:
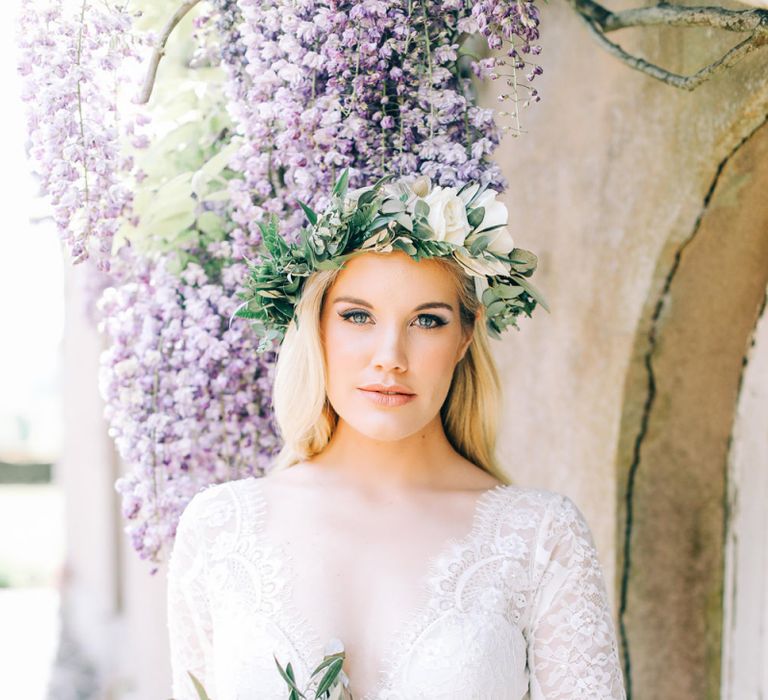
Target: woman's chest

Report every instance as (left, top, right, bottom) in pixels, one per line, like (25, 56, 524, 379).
(206, 536, 532, 700)
(203, 478, 537, 699)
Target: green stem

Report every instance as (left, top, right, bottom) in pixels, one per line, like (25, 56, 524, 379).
(380, 82, 386, 170)
(510, 55, 521, 136)
(397, 0, 415, 163)
(420, 0, 435, 140)
(75, 0, 91, 247)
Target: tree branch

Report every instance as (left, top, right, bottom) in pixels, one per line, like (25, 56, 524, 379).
(138, 0, 202, 105)
(563, 0, 768, 90)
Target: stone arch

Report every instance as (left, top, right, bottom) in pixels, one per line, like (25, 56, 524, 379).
(616, 118, 768, 699)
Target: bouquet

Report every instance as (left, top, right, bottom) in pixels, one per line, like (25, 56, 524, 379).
(182, 637, 354, 700)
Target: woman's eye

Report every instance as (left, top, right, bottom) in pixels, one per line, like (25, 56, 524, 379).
(339, 311, 446, 329)
(342, 310, 370, 325)
(415, 314, 446, 329)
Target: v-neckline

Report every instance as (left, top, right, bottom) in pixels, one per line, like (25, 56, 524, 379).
(246, 476, 511, 700)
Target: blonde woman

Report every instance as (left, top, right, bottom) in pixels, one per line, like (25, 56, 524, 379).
(167, 172, 627, 699)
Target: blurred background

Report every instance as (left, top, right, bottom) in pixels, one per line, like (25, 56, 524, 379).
(1, 0, 65, 695)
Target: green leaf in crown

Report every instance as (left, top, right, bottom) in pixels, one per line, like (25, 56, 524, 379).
(229, 167, 549, 351)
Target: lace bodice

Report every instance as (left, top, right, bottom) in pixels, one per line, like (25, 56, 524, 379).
(167, 476, 626, 699)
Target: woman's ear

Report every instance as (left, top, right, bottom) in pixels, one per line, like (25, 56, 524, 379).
(456, 324, 475, 363)
(457, 308, 483, 363)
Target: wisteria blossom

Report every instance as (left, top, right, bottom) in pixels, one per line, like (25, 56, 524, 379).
(16, 0, 152, 274)
(98, 251, 281, 569)
(223, 0, 543, 251)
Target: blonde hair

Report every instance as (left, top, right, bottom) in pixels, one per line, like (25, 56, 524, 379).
(268, 253, 509, 484)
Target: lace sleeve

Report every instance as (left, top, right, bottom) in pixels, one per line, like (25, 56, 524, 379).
(527, 495, 626, 699)
(166, 491, 216, 700)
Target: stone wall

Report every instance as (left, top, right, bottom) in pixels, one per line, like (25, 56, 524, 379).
(490, 1, 768, 697)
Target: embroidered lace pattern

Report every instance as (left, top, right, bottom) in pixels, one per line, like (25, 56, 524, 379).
(167, 476, 626, 700)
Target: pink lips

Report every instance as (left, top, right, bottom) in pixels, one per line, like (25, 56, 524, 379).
(358, 383, 415, 395)
(358, 386, 416, 407)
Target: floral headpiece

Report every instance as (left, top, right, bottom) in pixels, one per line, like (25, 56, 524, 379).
(231, 168, 549, 353)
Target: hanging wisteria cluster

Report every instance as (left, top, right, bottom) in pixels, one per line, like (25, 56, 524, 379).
(225, 0, 543, 253)
(97, 252, 282, 571)
(18, 0, 542, 569)
(16, 0, 152, 275)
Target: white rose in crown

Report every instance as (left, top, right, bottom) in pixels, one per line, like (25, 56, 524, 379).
(470, 188, 515, 256)
(422, 186, 472, 246)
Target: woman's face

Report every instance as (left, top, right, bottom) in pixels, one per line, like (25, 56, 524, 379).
(319, 250, 475, 442)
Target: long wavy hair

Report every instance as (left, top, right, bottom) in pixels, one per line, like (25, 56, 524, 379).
(268, 252, 509, 484)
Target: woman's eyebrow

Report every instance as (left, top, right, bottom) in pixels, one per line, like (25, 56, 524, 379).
(332, 296, 454, 312)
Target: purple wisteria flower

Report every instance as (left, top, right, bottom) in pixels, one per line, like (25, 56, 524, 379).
(98, 250, 281, 569)
(16, 0, 152, 275)
(223, 0, 543, 249)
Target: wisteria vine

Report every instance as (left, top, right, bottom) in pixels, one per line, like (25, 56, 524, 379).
(18, 0, 543, 569)
(16, 0, 153, 275)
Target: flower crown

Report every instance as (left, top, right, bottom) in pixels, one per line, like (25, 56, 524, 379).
(231, 168, 549, 353)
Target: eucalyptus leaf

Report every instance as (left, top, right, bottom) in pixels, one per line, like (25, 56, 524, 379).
(412, 221, 433, 239)
(466, 232, 491, 256)
(466, 206, 485, 230)
(392, 238, 418, 256)
(394, 212, 413, 232)
(357, 188, 378, 207)
(381, 198, 405, 214)
(514, 275, 551, 312)
(414, 199, 430, 218)
(485, 299, 508, 316)
(481, 287, 498, 305)
(494, 284, 524, 299)
(367, 215, 395, 231)
(187, 671, 211, 700)
(506, 248, 538, 272)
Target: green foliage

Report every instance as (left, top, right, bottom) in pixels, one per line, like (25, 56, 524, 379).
(231, 167, 548, 352)
(114, 1, 241, 281)
(187, 671, 212, 700)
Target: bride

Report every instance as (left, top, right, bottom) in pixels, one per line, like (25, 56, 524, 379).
(167, 172, 627, 699)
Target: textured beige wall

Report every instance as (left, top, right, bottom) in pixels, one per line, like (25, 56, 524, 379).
(488, 1, 768, 697)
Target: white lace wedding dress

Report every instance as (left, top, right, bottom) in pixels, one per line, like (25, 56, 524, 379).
(167, 476, 626, 700)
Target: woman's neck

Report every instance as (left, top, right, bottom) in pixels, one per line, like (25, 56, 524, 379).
(303, 417, 480, 494)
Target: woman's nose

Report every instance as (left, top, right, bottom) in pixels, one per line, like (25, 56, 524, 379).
(371, 324, 408, 372)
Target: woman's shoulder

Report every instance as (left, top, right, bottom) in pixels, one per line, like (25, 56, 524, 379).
(497, 483, 595, 541)
(178, 475, 261, 529)
(500, 482, 576, 512)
